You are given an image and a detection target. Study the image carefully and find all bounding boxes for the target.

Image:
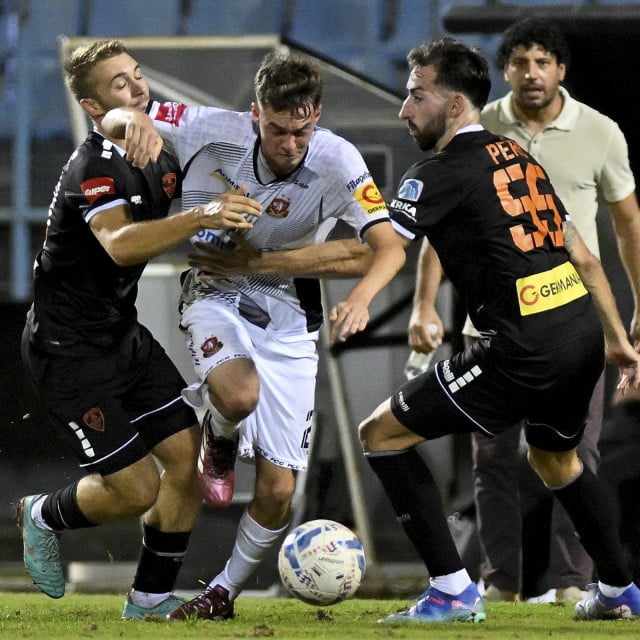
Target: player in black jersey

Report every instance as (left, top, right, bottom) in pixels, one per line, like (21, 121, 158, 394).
(17, 39, 261, 619)
(359, 38, 640, 623)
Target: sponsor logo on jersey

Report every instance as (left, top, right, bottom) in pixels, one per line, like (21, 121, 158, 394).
(195, 228, 234, 250)
(155, 101, 187, 125)
(390, 198, 417, 220)
(162, 172, 177, 199)
(266, 197, 290, 218)
(397, 178, 423, 201)
(347, 171, 372, 192)
(396, 391, 410, 412)
(81, 177, 115, 204)
(354, 180, 387, 215)
(201, 336, 224, 358)
(441, 359, 454, 382)
(516, 261, 588, 316)
(211, 168, 241, 191)
(131, 195, 142, 205)
(83, 407, 105, 432)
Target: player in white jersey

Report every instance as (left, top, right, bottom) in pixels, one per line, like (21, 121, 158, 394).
(102, 51, 405, 620)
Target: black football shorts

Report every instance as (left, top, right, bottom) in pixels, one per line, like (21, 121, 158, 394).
(22, 323, 197, 475)
(391, 329, 604, 452)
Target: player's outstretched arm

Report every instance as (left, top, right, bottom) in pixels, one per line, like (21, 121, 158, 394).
(565, 220, 640, 391)
(189, 237, 373, 279)
(608, 192, 640, 346)
(329, 223, 407, 343)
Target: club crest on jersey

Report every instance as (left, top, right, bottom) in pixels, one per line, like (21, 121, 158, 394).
(83, 407, 105, 432)
(397, 178, 423, 202)
(162, 172, 177, 199)
(266, 197, 290, 218)
(201, 336, 224, 358)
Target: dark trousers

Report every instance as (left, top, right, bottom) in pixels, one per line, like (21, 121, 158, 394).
(599, 398, 640, 586)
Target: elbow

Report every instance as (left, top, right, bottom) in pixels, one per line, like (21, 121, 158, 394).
(110, 254, 137, 268)
(106, 244, 140, 268)
(579, 251, 602, 274)
(101, 110, 128, 138)
(573, 252, 602, 287)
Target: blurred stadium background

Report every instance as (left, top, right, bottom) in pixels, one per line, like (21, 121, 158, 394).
(0, 0, 638, 596)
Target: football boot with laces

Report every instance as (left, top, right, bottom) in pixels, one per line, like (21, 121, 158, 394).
(575, 583, 640, 620)
(167, 584, 234, 621)
(380, 583, 486, 623)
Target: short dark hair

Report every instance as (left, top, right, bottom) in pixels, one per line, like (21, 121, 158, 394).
(497, 18, 570, 70)
(407, 37, 491, 111)
(64, 39, 129, 101)
(254, 51, 323, 117)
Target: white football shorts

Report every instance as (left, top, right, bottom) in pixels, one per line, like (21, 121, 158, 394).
(180, 297, 319, 470)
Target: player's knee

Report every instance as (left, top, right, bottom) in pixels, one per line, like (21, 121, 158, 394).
(254, 477, 295, 514)
(209, 384, 259, 421)
(125, 491, 157, 516)
(225, 388, 259, 420)
(358, 415, 380, 452)
(109, 479, 159, 517)
(161, 427, 199, 469)
(527, 446, 580, 488)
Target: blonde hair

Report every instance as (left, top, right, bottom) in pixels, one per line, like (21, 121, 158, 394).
(64, 39, 129, 101)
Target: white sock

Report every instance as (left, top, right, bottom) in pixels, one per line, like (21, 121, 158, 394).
(203, 398, 239, 440)
(209, 510, 289, 600)
(30, 495, 54, 531)
(599, 581, 632, 598)
(129, 589, 171, 608)
(429, 569, 472, 595)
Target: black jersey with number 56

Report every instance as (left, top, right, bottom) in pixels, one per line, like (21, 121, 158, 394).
(388, 128, 600, 354)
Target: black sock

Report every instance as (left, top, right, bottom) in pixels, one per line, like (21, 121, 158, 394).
(41, 482, 97, 530)
(553, 466, 631, 586)
(366, 447, 463, 577)
(132, 524, 191, 594)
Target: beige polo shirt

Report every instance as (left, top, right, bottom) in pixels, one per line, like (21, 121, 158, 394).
(462, 86, 635, 337)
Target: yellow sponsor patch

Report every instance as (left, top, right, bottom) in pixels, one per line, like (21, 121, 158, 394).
(516, 261, 588, 316)
(354, 181, 388, 215)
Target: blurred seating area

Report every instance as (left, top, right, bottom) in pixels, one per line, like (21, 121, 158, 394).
(0, 0, 638, 301)
(6, 0, 636, 146)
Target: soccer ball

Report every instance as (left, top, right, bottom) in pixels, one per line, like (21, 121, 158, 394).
(278, 519, 366, 606)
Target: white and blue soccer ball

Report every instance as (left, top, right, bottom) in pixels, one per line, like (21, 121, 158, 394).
(278, 519, 366, 606)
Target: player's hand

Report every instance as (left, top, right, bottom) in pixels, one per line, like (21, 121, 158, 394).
(194, 186, 262, 231)
(617, 365, 640, 394)
(329, 299, 370, 344)
(408, 316, 443, 354)
(123, 112, 163, 168)
(608, 339, 640, 393)
(189, 236, 260, 278)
